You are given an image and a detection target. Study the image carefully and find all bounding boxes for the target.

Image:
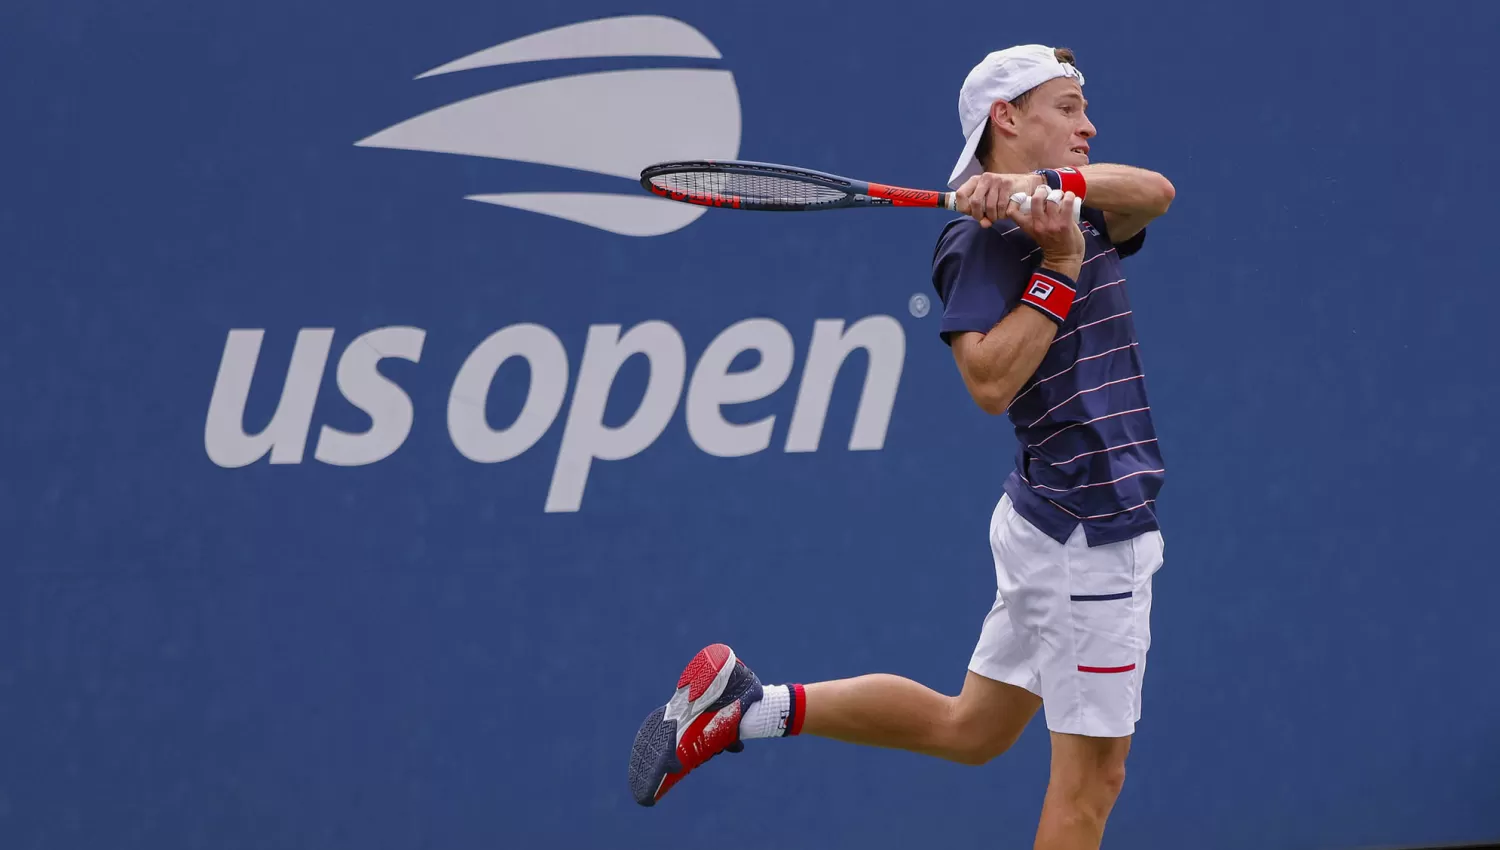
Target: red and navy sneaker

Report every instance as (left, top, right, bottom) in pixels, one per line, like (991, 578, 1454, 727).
(629, 644, 763, 807)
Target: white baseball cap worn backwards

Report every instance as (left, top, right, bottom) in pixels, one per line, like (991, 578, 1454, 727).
(947, 44, 1086, 190)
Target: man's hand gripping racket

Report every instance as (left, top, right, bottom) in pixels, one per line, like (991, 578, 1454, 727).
(1009, 185, 1085, 261)
(953, 172, 1081, 228)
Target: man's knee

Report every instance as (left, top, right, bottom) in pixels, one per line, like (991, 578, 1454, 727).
(935, 674, 1043, 765)
(939, 698, 1029, 766)
(946, 733, 1015, 766)
(1091, 757, 1127, 798)
(1050, 732, 1130, 802)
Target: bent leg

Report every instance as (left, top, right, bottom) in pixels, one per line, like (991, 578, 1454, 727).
(795, 498, 1057, 765)
(800, 670, 1040, 765)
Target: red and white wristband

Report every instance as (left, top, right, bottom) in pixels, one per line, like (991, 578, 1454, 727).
(1020, 269, 1078, 324)
(1035, 167, 1087, 200)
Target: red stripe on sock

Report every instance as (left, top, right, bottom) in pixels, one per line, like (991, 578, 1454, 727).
(1077, 664, 1136, 674)
(788, 684, 807, 736)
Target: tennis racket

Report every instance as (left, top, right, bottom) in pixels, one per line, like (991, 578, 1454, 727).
(640, 159, 956, 212)
(640, 159, 1080, 220)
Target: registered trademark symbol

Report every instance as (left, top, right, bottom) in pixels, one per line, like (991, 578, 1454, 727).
(908, 293, 931, 318)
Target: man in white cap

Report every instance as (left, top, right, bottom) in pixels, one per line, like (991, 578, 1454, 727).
(629, 45, 1175, 850)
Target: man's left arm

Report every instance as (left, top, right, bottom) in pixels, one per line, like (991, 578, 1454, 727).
(956, 164, 1175, 243)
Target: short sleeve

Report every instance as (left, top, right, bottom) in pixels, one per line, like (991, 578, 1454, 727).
(930, 219, 1030, 345)
(1086, 207, 1147, 259)
(1115, 227, 1147, 258)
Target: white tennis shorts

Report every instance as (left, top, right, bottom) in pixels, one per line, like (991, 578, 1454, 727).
(969, 494, 1165, 738)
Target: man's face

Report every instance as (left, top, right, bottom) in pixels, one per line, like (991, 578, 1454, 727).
(1012, 77, 1096, 169)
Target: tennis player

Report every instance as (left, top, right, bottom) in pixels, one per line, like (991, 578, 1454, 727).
(628, 44, 1176, 850)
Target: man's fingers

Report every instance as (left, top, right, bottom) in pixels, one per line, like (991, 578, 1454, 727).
(1042, 190, 1066, 226)
(1048, 190, 1080, 224)
(975, 178, 995, 226)
(974, 182, 992, 226)
(1002, 184, 1084, 257)
(1060, 191, 1080, 224)
(956, 175, 979, 215)
(1030, 188, 1080, 227)
(1006, 193, 1031, 229)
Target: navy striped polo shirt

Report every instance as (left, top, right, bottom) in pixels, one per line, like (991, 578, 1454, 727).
(931, 206, 1165, 547)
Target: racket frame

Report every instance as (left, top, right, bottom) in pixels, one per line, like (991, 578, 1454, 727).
(640, 159, 956, 212)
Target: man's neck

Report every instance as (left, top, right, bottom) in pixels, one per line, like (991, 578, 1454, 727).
(981, 152, 1038, 176)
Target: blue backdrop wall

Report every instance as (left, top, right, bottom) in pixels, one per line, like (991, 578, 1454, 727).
(2, 0, 1497, 848)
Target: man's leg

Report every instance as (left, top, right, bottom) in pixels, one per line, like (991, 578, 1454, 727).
(800, 669, 1041, 765)
(1021, 526, 1160, 849)
(629, 496, 1083, 805)
(627, 645, 1039, 806)
(794, 495, 1049, 767)
(1033, 732, 1131, 850)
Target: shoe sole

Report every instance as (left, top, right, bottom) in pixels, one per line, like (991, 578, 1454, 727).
(628, 644, 737, 807)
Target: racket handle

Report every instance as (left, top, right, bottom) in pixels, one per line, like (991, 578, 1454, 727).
(943, 192, 956, 211)
(1010, 190, 1082, 223)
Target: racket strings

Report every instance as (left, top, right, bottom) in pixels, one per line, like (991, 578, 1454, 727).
(650, 171, 846, 206)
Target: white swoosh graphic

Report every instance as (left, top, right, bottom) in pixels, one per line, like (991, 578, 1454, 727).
(466, 193, 706, 237)
(417, 15, 721, 78)
(355, 68, 740, 180)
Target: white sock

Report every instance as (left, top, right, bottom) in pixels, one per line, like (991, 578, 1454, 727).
(739, 684, 792, 740)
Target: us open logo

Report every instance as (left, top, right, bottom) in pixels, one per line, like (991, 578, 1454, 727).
(208, 16, 907, 513)
(355, 15, 741, 236)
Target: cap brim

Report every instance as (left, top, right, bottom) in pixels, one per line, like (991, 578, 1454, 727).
(947, 120, 986, 190)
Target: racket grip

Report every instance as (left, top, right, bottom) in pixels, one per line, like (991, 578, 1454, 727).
(1010, 190, 1081, 223)
(943, 192, 956, 211)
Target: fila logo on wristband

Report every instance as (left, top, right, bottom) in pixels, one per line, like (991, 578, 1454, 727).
(1021, 271, 1076, 323)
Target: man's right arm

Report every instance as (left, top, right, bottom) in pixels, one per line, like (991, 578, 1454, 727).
(950, 303, 1060, 415)
(944, 188, 1085, 415)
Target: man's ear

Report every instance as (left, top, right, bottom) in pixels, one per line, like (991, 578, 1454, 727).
(988, 100, 1020, 139)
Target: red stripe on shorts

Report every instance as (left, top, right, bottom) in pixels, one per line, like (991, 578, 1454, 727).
(1077, 664, 1137, 674)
